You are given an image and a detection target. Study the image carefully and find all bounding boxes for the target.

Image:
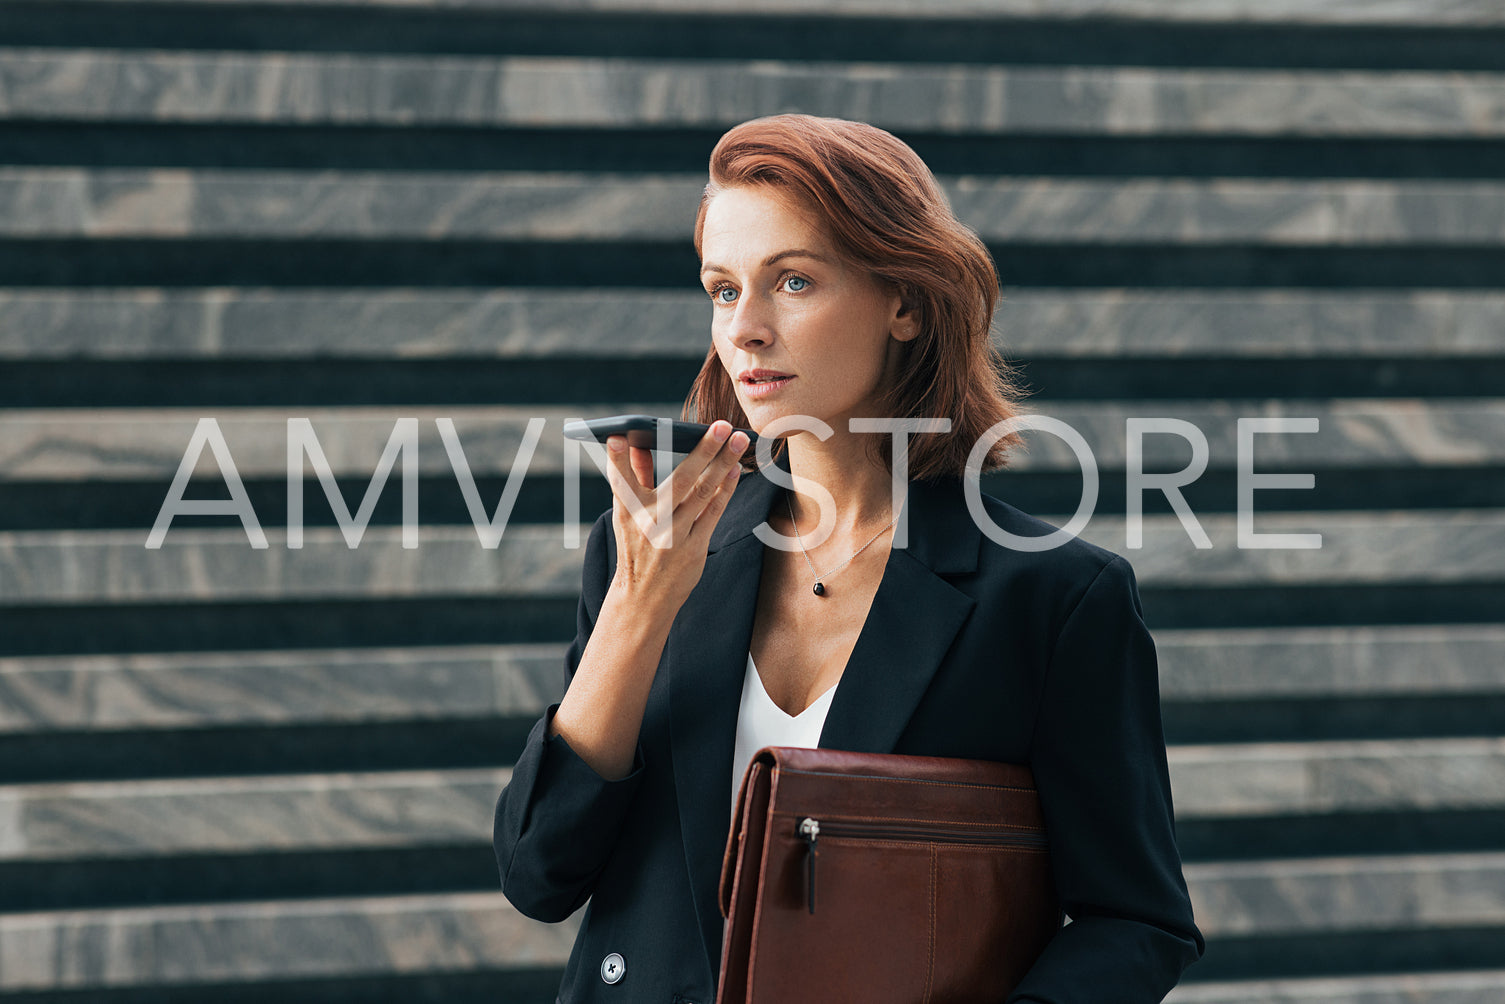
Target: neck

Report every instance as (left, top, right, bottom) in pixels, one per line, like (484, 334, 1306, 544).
(780, 431, 900, 539)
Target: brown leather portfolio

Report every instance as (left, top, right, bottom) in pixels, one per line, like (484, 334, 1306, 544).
(716, 746, 1061, 1004)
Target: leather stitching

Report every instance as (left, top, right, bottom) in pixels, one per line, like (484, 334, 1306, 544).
(771, 810, 1041, 831)
(778, 768, 1033, 793)
(925, 844, 938, 1004)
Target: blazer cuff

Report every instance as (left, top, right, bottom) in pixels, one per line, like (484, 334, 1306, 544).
(493, 705, 646, 921)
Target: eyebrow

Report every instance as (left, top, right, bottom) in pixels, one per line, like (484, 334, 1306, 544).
(699, 248, 833, 278)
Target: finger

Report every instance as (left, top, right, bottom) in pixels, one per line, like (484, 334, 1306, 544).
(603, 436, 653, 520)
(665, 421, 737, 509)
(628, 444, 655, 489)
(686, 459, 742, 548)
(609, 437, 681, 543)
(679, 433, 747, 532)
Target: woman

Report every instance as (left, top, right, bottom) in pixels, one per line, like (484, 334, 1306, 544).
(494, 114, 1203, 1003)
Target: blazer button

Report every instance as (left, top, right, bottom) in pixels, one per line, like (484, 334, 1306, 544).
(600, 952, 626, 985)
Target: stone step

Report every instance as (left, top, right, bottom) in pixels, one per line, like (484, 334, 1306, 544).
(0, 525, 588, 605)
(0, 405, 647, 481)
(0, 288, 711, 360)
(0, 890, 577, 994)
(5, 167, 1505, 244)
(0, 644, 563, 734)
(3, 50, 1503, 137)
(0, 768, 510, 860)
(0, 880, 1496, 997)
(0, 759, 1499, 948)
(0, 740, 1500, 863)
(1018, 399, 1505, 471)
(2, 627, 1499, 737)
(1169, 738, 1505, 819)
(4, 400, 1503, 482)
(45, 0, 1505, 27)
(1158, 624, 1505, 745)
(1169, 970, 1505, 1004)
(1, 511, 1503, 606)
(1186, 851, 1505, 937)
(1075, 511, 1505, 586)
(0, 875, 1496, 996)
(1157, 625, 1505, 701)
(1, 289, 1503, 360)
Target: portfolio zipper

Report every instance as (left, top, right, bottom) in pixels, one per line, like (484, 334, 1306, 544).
(796, 816, 1046, 915)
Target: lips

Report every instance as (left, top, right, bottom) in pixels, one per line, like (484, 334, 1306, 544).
(736, 367, 794, 401)
(739, 368, 794, 384)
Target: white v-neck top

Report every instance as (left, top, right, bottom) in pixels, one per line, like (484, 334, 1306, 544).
(731, 651, 837, 813)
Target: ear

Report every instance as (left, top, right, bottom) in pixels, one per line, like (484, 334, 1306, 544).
(888, 289, 921, 343)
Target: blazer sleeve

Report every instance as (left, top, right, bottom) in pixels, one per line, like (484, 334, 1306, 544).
(492, 509, 648, 923)
(1008, 554, 1205, 1003)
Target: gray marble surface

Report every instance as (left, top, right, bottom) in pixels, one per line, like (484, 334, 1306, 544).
(1076, 511, 1505, 585)
(2, 628, 1497, 734)
(1156, 625, 1505, 700)
(993, 290, 1505, 357)
(3, 289, 1504, 360)
(3, 509, 1504, 603)
(56, 0, 1505, 24)
(0, 526, 589, 603)
(1185, 851, 1505, 936)
(0, 643, 565, 732)
(5, 168, 1505, 243)
(1013, 399, 1505, 471)
(0, 289, 714, 359)
(4, 51, 1504, 137)
(0, 891, 578, 991)
(947, 177, 1505, 245)
(3, 740, 1496, 860)
(0, 406, 670, 479)
(1169, 738, 1505, 819)
(5, 399, 1503, 481)
(1168, 971, 1505, 1004)
(0, 768, 509, 859)
(0, 169, 700, 239)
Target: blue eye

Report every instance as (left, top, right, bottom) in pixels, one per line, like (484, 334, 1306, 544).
(714, 286, 739, 304)
(784, 275, 809, 292)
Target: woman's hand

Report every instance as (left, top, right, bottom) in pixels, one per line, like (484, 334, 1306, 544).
(544, 421, 747, 778)
(603, 420, 747, 620)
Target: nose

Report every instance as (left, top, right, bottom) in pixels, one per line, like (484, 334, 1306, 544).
(722, 291, 775, 351)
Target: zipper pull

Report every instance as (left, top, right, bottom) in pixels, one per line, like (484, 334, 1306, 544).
(798, 817, 820, 914)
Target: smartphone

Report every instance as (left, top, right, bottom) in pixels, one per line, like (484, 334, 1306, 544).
(563, 414, 759, 455)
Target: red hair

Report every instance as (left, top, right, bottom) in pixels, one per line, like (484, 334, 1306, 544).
(685, 114, 1025, 479)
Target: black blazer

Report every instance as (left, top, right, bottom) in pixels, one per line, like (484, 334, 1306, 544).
(494, 454, 1204, 1004)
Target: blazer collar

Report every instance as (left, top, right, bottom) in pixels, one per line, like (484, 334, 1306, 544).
(671, 449, 981, 973)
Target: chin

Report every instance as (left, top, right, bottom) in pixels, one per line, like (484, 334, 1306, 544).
(738, 404, 797, 437)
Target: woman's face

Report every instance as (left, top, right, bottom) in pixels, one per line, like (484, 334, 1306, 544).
(699, 185, 916, 440)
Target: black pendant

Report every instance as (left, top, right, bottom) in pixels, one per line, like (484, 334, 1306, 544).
(813, 582, 826, 596)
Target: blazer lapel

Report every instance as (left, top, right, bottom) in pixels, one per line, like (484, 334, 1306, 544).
(667, 456, 983, 975)
(668, 459, 781, 975)
(816, 475, 980, 753)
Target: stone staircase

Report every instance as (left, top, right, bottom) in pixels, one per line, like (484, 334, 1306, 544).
(1, 1, 1503, 1000)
